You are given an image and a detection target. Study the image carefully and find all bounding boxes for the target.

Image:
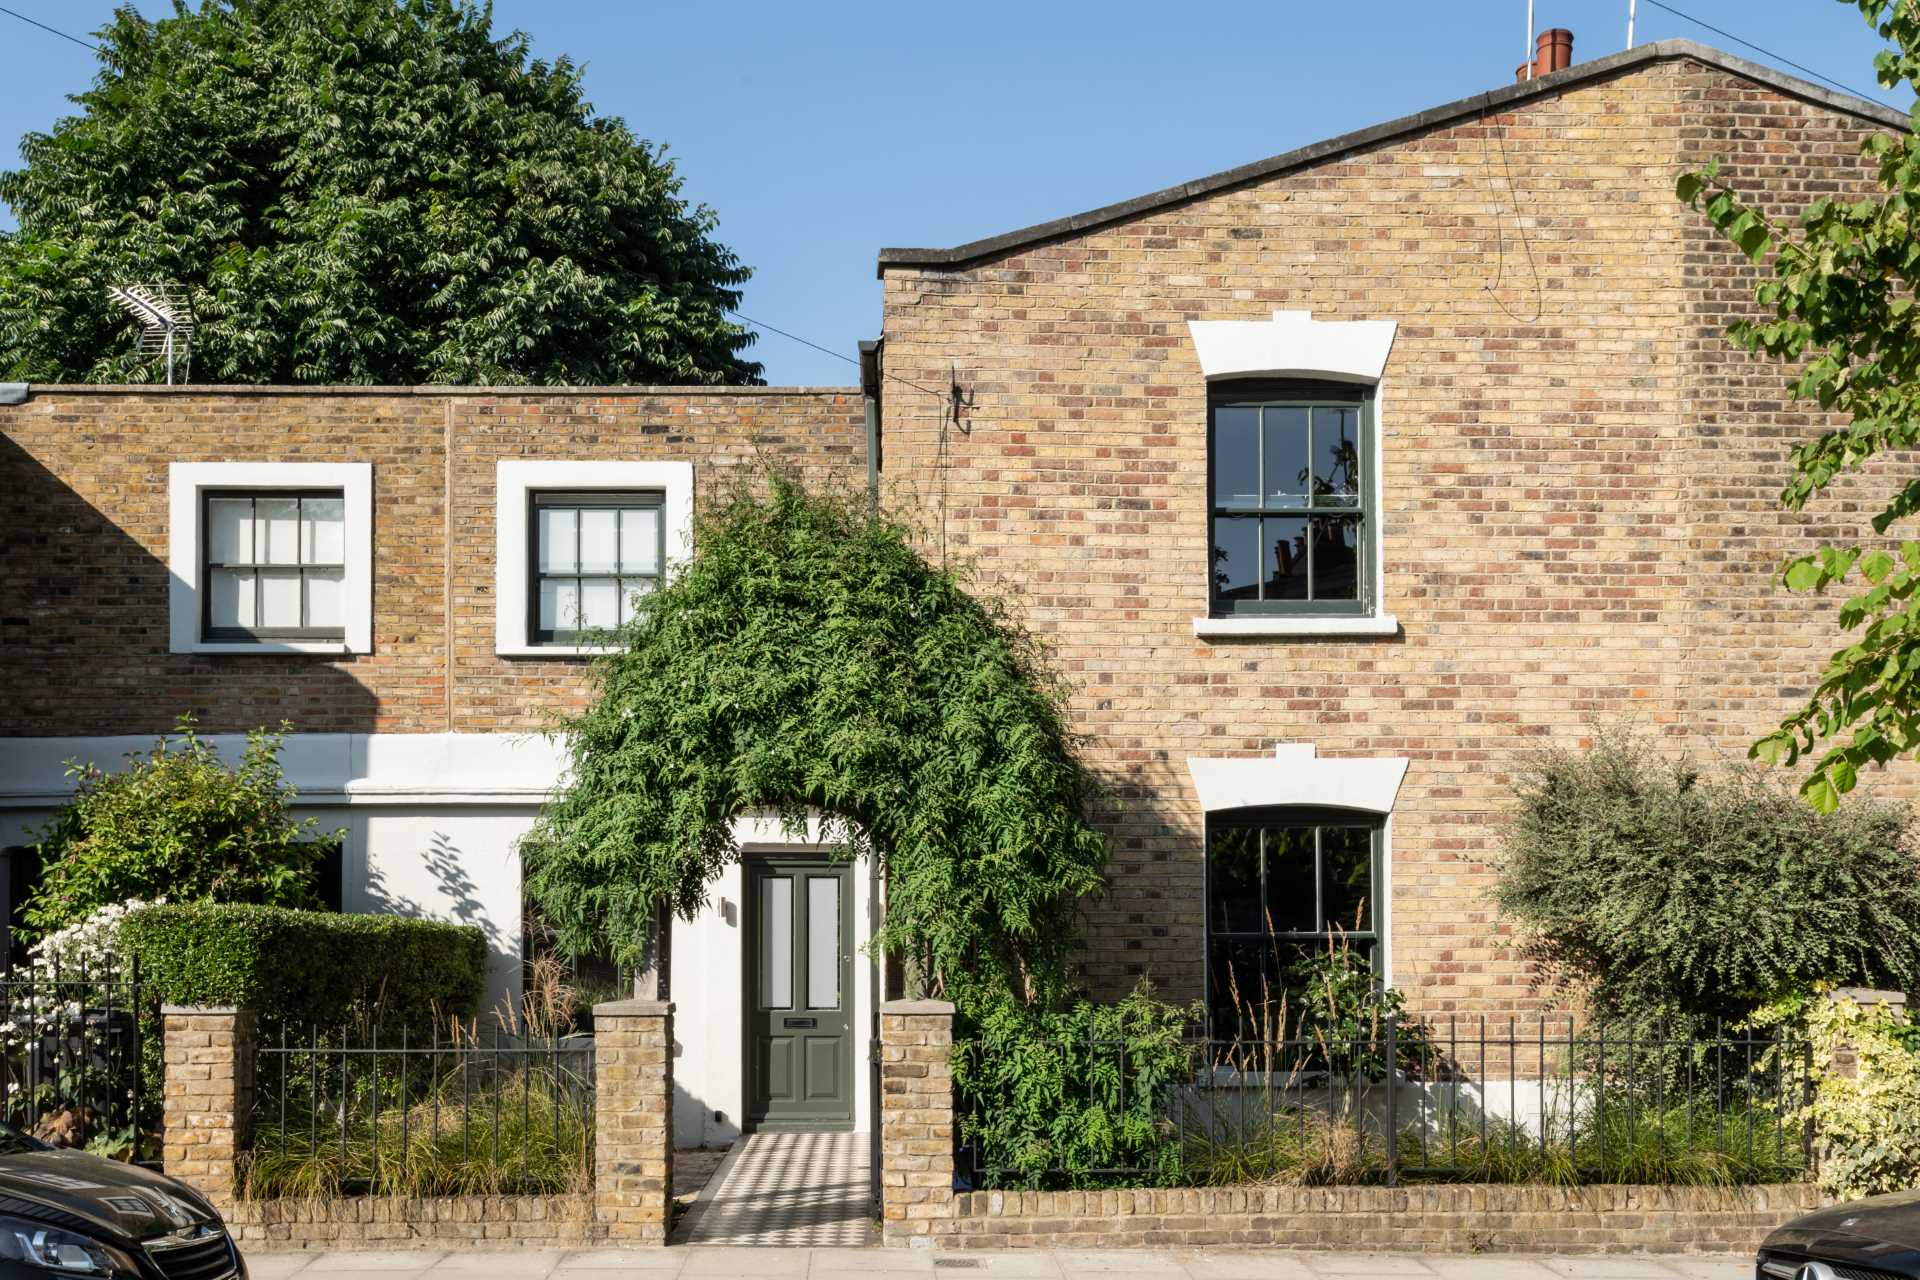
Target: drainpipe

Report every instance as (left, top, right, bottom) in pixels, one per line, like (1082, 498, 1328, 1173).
(858, 339, 883, 513)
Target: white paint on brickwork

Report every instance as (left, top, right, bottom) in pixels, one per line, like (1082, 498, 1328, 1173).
(493, 460, 694, 657)
(1186, 310, 1398, 383)
(167, 462, 374, 655)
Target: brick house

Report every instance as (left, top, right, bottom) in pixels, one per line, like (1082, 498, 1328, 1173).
(0, 38, 1905, 1146)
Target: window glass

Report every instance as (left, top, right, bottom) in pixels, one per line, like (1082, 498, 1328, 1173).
(201, 491, 347, 639)
(538, 507, 577, 574)
(1213, 407, 1261, 510)
(530, 493, 665, 643)
(807, 877, 840, 1010)
(257, 497, 300, 566)
(1211, 517, 1261, 606)
(1261, 827, 1317, 933)
(621, 508, 663, 575)
(760, 876, 792, 1011)
(208, 498, 252, 565)
(1207, 827, 1262, 934)
(1206, 816, 1380, 1036)
(302, 497, 345, 564)
(1313, 407, 1359, 507)
(1262, 517, 1310, 601)
(1261, 407, 1310, 505)
(1209, 387, 1370, 615)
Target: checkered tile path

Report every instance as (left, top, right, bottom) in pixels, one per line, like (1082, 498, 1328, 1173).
(675, 1130, 874, 1247)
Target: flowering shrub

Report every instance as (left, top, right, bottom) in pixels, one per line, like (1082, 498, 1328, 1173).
(29, 899, 156, 975)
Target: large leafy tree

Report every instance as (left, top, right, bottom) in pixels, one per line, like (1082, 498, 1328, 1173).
(0, 0, 760, 385)
(1679, 0, 1920, 811)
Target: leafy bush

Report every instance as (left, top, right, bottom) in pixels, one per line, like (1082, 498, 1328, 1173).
(956, 985, 1198, 1189)
(1496, 730, 1920, 1029)
(120, 904, 487, 1027)
(1220, 929, 1433, 1079)
(24, 721, 335, 938)
(1756, 988, 1920, 1201)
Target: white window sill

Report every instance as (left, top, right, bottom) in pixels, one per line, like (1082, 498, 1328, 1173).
(496, 643, 622, 659)
(186, 640, 355, 656)
(1193, 614, 1401, 640)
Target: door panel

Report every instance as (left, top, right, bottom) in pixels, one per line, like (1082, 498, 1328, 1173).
(747, 858, 854, 1129)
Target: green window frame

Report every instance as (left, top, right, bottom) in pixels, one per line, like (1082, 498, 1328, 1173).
(1208, 380, 1376, 617)
(528, 490, 666, 645)
(1204, 808, 1383, 1038)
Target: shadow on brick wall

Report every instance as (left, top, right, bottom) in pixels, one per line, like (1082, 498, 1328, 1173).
(0, 431, 380, 738)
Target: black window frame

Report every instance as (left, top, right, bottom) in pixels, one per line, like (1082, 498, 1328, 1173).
(1207, 379, 1376, 618)
(527, 489, 667, 646)
(200, 488, 349, 642)
(1203, 807, 1384, 1038)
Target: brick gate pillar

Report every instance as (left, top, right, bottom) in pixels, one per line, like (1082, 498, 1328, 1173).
(592, 999, 674, 1243)
(880, 999, 957, 1247)
(161, 1006, 255, 1213)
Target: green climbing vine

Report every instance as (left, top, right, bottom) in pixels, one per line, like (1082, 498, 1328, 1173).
(519, 474, 1109, 1012)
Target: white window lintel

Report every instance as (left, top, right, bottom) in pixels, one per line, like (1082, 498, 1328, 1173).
(167, 462, 373, 656)
(1187, 743, 1409, 816)
(494, 460, 693, 658)
(1187, 310, 1398, 383)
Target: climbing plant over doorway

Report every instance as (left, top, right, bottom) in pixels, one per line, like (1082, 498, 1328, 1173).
(519, 474, 1108, 1011)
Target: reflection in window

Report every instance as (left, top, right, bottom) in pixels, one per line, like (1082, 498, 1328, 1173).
(1205, 815, 1380, 1036)
(1209, 386, 1371, 615)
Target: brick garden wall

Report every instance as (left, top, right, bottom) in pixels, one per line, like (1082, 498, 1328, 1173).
(0, 386, 864, 736)
(934, 1184, 1827, 1254)
(875, 51, 1915, 1016)
(225, 1196, 594, 1249)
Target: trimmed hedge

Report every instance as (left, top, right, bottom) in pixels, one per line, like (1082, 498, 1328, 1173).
(120, 904, 488, 1027)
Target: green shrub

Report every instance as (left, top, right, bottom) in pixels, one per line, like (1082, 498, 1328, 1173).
(120, 904, 487, 1027)
(25, 720, 336, 938)
(955, 985, 1198, 1190)
(1182, 1101, 1805, 1188)
(1496, 729, 1920, 1030)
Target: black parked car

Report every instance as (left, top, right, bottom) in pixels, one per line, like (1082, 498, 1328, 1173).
(1761, 1192, 1920, 1280)
(0, 1127, 241, 1280)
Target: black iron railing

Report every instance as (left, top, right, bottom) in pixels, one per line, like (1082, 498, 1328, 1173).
(249, 1023, 595, 1198)
(0, 960, 153, 1159)
(957, 1017, 1812, 1191)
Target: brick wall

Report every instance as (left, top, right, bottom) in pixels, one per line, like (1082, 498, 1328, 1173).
(875, 52, 1915, 1014)
(0, 386, 864, 736)
(226, 1195, 593, 1249)
(160, 1007, 253, 1214)
(934, 1183, 1826, 1254)
(878, 1000, 957, 1246)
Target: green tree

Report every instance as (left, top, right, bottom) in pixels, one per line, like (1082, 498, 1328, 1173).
(24, 719, 336, 937)
(0, 0, 760, 385)
(1678, 1, 1920, 811)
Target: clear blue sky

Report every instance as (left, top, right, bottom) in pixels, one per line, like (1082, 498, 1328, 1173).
(1, 1, 1911, 386)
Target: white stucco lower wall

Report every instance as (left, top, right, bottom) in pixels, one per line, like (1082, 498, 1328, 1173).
(0, 733, 564, 1011)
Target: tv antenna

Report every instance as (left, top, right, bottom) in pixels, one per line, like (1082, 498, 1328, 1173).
(107, 283, 194, 384)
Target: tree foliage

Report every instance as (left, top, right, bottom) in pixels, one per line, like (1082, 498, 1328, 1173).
(0, 0, 759, 385)
(518, 475, 1109, 1012)
(24, 719, 336, 938)
(1495, 730, 1920, 1029)
(1678, 0, 1920, 810)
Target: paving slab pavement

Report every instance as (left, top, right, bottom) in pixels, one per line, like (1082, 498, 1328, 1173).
(239, 1248, 1757, 1280)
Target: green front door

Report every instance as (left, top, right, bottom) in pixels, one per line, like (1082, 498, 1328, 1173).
(746, 858, 854, 1130)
